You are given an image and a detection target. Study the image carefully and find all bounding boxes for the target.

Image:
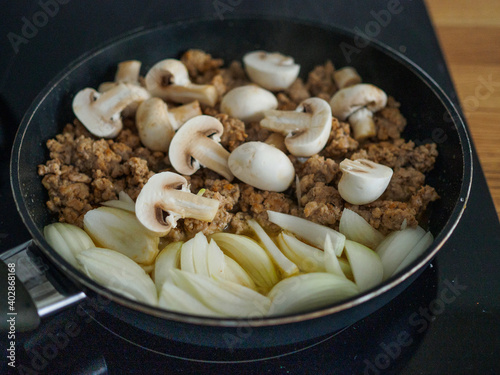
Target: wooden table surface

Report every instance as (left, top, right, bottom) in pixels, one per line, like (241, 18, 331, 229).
(425, 0, 500, 218)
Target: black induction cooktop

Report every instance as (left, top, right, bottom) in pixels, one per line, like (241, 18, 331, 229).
(1, 1, 499, 374)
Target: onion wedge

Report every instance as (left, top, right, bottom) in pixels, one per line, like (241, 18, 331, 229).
(210, 232, 279, 293)
(344, 240, 383, 292)
(159, 282, 222, 317)
(267, 211, 345, 256)
(170, 269, 271, 317)
(276, 232, 325, 272)
(324, 235, 345, 278)
(393, 231, 434, 276)
(77, 247, 157, 305)
(247, 219, 299, 278)
(376, 226, 426, 280)
(44, 222, 95, 269)
(339, 208, 385, 250)
(267, 273, 359, 316)
(153, 241, 182, 291)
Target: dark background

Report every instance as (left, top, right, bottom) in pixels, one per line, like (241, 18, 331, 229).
(1, 1, 499, 374)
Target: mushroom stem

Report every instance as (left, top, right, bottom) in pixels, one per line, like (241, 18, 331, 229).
(190, 136, 233, 181)
(115, 60, 141, 83)
(94, 83, 148, 119)
(348, 108, 376, 140)
(162, 84, 218, 107)
(169, 101, 202, 130)
(158, 189, 220, 224)
(333, 67, 361, 89)
(260, 110, 311, 134)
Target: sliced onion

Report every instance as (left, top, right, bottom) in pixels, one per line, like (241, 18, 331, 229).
(77, 247, 157, 305)
(210, 232, 279, 293)
(44, 222, 95, 269)
(159, 282, 222, 317)
(223, 255, 257, 290)
(344, 240, 383, 292)
(170, 269, 270, 317)
(192, 231, 210, 277)
(324, 235, 345, 278)
(276, 232, 325, 273)
(153, 241, 182, 291)
(267, 211, 345, 256)
(207, 239, 225, 279)
(376, 226, 426, 280)
(267, 272, 359, 316)
(393, 231, 434, 276)
(339, 208, 385, 249)
(247, 219, 299, 277)
(83, 206, 159, 265)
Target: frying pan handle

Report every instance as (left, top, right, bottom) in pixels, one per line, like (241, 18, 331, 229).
(0, 240, 86, 331)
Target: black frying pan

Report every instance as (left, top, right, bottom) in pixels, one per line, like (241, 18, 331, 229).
(6, 17, 472, 349)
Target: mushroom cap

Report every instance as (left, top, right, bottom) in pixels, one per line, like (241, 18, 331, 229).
(72, 83, 149, 138)
(228, 141, 295, 192)
(337, 158, 393, 205)
(220, 85, 278, 123)
(135, 172, 220, 235)
(329, 84, 387, 120)
(136, 97, 175, 152)
(243, 51, 300, 91)
(135, 172, 189, 235)
(145, 59, 190, 96)
(285, 97, 333, 157)
(168, 115, 232, 179)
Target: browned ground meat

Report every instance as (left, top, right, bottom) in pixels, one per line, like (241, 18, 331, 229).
(181, 49, 224, 83)
(236, 184, 296, 232)
(306, 60, 337, 99)
(375, 97, 407, 141)
(214, 113, 247, 151)
(38, 49, 440, 237)
(321, 118, 359, 160)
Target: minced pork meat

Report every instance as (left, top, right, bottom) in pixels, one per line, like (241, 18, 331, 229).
(38, 49, 439, 238)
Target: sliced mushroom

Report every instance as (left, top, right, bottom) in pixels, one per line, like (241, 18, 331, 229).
(168, 115, 233, 180)
(333, 67, 362, 89)
(243, 51, 300, 91)
(329, 84, 387, 140)
(220, 85, 278, 123)
(135, 172, 220, 235)
(228, 141, 295, 192)
(72, 83, 150, 138)
(145, 59, 218, 106)
(337, 158, 393, 205)
(136, 98, 202, 152)
(260, 97, 332, 157)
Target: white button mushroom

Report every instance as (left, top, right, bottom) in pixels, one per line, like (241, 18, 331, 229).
(136, 98, 202, 152)
(337, 158, 393, 205)
(72, 83, 150, 138)
(135, 172, 220, 236)
(329, 84, 387, 140)
(243, 51, 300, 91)
(260, 97, 333, 157)
(145, 59, 218, 107)
(98, 60, 143, 92)
(168, 115, 233, 181)
(333, 66, 362, 89)
(228, 141, 295, 192)
(220, 85, 278, 123)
